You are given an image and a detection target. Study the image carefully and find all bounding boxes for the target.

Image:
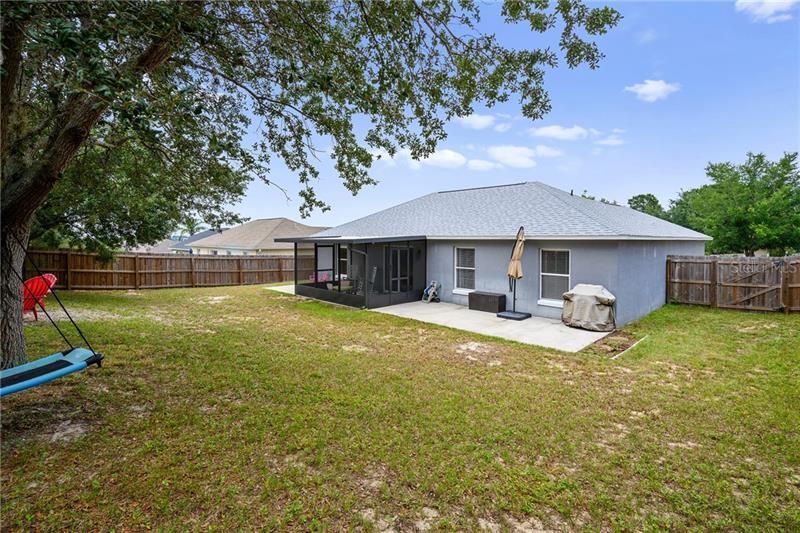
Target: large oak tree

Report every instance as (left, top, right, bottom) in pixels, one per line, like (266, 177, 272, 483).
(1, 0, 620, 367)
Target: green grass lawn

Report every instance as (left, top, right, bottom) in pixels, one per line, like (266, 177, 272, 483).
(2, 285, 799, 531)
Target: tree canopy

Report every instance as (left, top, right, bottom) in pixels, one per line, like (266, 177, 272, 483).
(1, 0, 621, 366)
(627, 193, 666, 219)
(674, 153, 800, 255)
(629, 152, 800, 256)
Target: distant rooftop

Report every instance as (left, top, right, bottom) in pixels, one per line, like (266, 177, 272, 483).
(302, 181, 710, 242)
(189, 218, 328, 250)
(169, 229, 221, 251)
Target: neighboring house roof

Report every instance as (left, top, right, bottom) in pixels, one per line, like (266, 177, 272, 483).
(129, 238, 181, 254)
(300, 182, 711, 242)
(169, 229, 221, 252)
(189, 218, 328, 250)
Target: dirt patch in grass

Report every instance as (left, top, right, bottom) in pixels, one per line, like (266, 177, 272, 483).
(194, 295, 232, 304)
(342, 344, 371, 353)
(454, 341, 504, 366)
(23, 308, 121, 324)
(1, 398, 96, 449)
(583, 330, 638, 357)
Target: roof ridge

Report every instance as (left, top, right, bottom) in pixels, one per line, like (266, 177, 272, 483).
(437, 182, 527, 194)
(307, 192, 438, 238)
(531, 182, 621, 235)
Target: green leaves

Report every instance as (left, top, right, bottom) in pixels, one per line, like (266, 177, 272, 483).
(5, 0, 621, 251)
(628, 194, 667, 220)
(668, 153, 800, 256)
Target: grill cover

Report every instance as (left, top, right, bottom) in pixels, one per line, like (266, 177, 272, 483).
(561, 284, 616, 332)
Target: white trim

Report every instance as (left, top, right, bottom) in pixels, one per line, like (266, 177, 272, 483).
(453, 288, 474, 296)
(426, 234, 711, 241)
(540, 248, 571, 302)
(295, 234, 711, 243)
(454, 247, 476, 291)
(537, 298, 564, 308)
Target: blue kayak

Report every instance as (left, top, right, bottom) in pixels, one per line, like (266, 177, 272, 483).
(0, 348, 103, 397)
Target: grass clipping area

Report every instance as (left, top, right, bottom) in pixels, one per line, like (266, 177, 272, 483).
(2, 285, 799, 530)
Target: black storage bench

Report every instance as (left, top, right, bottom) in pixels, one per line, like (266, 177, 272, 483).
(468, 291, 506, 313)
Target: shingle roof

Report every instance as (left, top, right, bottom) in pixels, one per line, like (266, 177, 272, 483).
(189, 218, 328, 250)
(169, 229, 221, 251)
(308, 181, 710, 241)
(129, 238, 182, 254)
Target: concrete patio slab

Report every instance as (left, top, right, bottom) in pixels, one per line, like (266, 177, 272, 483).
(372, 301, 609, 352)
(267, 284, 295, 295)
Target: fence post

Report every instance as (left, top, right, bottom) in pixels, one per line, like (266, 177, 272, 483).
(709, 257, 718, 308)
(134, 255, 140, 290)
(238, 257, 243, 285)
(278, 258, 284, 283)
(783, 261, 791, 315)
(294, 243, 298, 284)
(190, 256, 196, 287)
(665, 257, 672, 304)
(66, 251, 73, 290)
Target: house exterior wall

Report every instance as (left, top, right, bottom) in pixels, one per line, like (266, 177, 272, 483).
(426, 239, 705, 326)
(613, 240, 705, 325)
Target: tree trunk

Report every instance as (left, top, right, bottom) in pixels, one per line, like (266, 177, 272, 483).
(1, 7, 193, 368)
(1, 220, 32, 369)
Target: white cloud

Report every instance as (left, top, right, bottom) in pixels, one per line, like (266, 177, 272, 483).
(373, 147, 469, 169)
(369, 148, 397, 166)
(487, 145, 538, 168)
(735, 0, 799, 23)
(624, 79, 681, 102)
(494, 122, 512, 133)
(457, 113, 496, 129)
(636, 28, 658, 44)
(595, 134, 625, 146)
(611, 128, 626, 134)
(532, 145, 563, 157)
(421, 148, 467, 168)
(467, 159, 502, 171)
(529, 124, 589, 141)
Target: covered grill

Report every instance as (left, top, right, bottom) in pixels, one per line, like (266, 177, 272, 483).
(561, 284, 616, 332)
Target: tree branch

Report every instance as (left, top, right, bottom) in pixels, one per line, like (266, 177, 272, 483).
(1, 4, 201, 229)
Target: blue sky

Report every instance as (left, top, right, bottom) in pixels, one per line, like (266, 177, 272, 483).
(232, 0, 799, 228)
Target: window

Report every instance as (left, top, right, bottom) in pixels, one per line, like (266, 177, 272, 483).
(540, 249, 570, 304)
(211, 250, 218, 256)
(454, 248, 476, 291)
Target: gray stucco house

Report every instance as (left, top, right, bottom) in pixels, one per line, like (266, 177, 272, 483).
(278, 182, 709, 325)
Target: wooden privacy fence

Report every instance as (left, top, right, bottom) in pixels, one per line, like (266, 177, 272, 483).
(667, 255, 800, 313)
(23, 250, 315, 290)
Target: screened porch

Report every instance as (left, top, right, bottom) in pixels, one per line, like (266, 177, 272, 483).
(291, 238, 426, 308)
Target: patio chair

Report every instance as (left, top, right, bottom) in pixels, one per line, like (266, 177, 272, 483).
(22, 273, 57, 321)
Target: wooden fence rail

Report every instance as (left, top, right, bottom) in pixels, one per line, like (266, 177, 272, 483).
(23, 250, 315, 291)
(666, 255, 800, 313)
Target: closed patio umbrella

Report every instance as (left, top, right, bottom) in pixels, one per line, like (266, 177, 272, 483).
(498, 226, 532, 320)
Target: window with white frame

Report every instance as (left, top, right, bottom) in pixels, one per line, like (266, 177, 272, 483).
(454, 247, 476, 291)
(540, 249, 570, 301)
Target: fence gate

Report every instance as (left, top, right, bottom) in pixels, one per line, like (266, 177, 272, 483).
(667, 255, 800, 313)
(716, 259, 784, 311)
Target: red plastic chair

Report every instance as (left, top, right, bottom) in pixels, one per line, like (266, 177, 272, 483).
(22, 274, 57, 321)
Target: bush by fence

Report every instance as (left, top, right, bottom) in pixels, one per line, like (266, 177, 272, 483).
(667, 255, 800, 313)
(23, 250, 315, 290)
